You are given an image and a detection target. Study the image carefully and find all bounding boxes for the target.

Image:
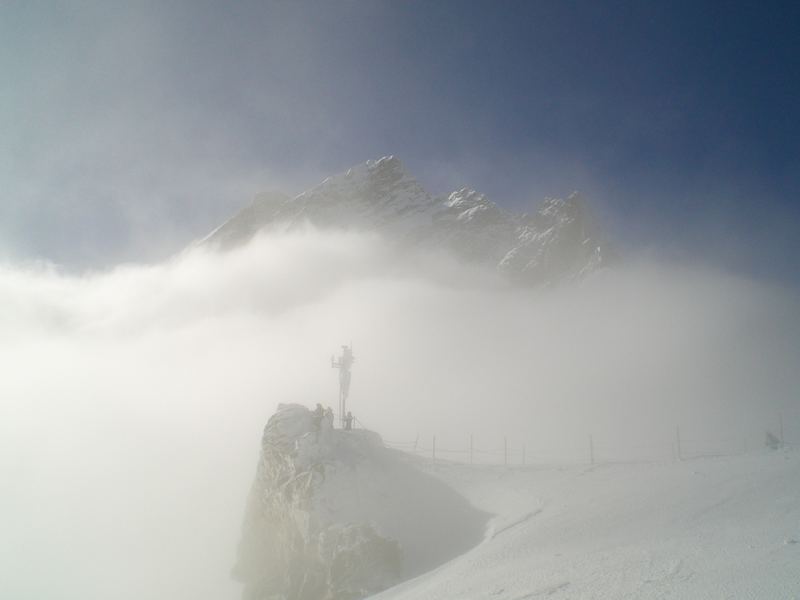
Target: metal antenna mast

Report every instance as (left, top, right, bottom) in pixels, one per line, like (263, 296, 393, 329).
(331, 344, 355, 427)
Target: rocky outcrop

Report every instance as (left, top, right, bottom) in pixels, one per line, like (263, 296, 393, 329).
(233, 404, 487, 600)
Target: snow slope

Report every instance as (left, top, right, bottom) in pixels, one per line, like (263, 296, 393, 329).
(373, 450, 800, 599)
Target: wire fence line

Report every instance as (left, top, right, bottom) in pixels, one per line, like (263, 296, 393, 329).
(347, 410, 798, 467)
(379, 429, 795, 468)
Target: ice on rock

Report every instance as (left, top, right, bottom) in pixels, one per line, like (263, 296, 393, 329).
(233, 404, 488, 600)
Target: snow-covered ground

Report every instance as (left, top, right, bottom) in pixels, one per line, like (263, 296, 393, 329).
(375, 449, 800, 599)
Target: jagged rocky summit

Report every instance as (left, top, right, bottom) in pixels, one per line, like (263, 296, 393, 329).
(233, 404, 487, 600)
(203, 156, 611, 286)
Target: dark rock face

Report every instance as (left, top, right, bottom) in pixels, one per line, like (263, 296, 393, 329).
(202, 157, 612, 286)
(232, 404, 488, 600)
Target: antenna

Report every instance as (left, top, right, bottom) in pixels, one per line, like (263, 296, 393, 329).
(331, 343, 355, 428)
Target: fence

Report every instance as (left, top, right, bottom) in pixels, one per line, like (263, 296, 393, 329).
(370, 411, 799, 467)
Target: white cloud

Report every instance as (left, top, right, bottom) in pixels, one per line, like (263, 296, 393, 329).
(1, 230, 798, 599)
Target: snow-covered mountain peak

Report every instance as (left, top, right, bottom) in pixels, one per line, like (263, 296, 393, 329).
(438, 189, 511, 242)
(202, 158, 613, 285)
(444, 188, 499, 217)
(446, 188, 486, 208)
(539, 190, 586, 223)
(335, 155, 406, 186)
(299, 155, 431, 211)
(364, 154, 403, 174)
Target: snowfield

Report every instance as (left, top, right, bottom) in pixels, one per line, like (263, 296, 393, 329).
(374, 449, 800, 600)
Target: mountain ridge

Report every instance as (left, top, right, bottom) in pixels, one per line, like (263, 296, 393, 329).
(203, 156, 612, 285)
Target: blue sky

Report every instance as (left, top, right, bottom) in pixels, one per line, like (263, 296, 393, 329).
(2, 1, 798, 278)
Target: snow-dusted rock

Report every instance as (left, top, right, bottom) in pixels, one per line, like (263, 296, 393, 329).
(202, 157, 612, 286)
(232, 404, 487, 600)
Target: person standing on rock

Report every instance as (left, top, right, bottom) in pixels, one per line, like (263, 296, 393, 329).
(313, 403, 324, 430)
(344, 411, 354, 431)
(323, 406, 334, 430)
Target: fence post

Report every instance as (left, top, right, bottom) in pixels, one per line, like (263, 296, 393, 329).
(589, 434, 595, 465)
(470, 434, 474, 465)
(676, 426, 682, 461)
(504, 436, 508, 466)
(432, 435, 436, 464)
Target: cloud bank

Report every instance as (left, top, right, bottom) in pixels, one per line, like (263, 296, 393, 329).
(1, 230, 798, 599)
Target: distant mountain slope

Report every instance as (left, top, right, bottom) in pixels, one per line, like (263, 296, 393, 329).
(203, 156, 611, 285)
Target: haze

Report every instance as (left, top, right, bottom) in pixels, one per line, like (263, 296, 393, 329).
(1, 229, 798, 599)
(3, 2, 800, 599)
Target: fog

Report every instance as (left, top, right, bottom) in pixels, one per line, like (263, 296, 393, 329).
(2, 229, 799, 599)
